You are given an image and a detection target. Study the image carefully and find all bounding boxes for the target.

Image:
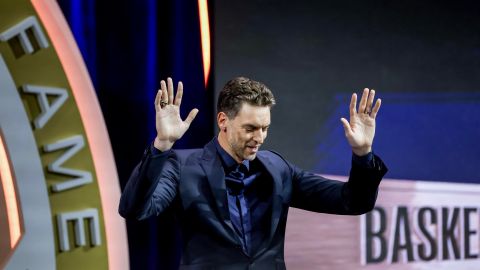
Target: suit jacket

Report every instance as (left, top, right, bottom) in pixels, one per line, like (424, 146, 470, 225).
(119, 139, 388, 270)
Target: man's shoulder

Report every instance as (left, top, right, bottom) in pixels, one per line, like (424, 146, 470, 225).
(257, 149, 285, 158)
(257, 150, 290, 166)
(171, 148, 203, 161)
(173, 148, 203, 155)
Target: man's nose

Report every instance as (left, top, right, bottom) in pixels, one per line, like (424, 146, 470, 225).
(253, 130, 264, 144)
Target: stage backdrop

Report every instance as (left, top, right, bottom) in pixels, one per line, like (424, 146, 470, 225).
(215, 0, 480, 269)
(2, 0, 480, 269)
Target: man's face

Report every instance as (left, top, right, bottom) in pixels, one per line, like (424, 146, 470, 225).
(219, 103, 271, 162)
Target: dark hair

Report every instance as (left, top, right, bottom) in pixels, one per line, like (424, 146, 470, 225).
(217, 77, 276, 118)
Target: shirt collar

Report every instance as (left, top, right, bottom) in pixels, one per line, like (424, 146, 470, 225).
(214, 137, 250, 172)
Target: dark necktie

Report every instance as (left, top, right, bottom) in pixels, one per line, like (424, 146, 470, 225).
(225, 163, 251, 254)
(227, 164, 248, 195)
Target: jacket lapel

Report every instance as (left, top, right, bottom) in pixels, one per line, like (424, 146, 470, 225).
(255, 153, 285, 252)
(199, 141, 286, 253)
(199, 139, 239, 243)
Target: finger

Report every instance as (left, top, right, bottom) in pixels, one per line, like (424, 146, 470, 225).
(167, 77, 174, 104)
(162, 88, 168, 106)
(350, 93, 357, 117)
(370, 99, 382, 119)
(160, 82, 168, 107)
(366, 89, 375, 113)
(340, 118, 353, 137)
(175, 81, 183, 106)
(184, 108, 199, 126)
(358, 88, 369, 113)
(160, 80, 168, 101)
(160, 80, 166, 92)
(154, 90, 161, 111)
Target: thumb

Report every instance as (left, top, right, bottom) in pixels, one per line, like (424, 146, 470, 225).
(340, 118, 353, 137)
(184, 108, 199, 126)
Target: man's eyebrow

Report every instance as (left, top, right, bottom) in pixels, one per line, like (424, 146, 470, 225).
(242, 124, 270, 129)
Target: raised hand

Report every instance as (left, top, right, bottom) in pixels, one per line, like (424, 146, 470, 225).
(154, 78, 199, 151)
(340, 88, 381, 156)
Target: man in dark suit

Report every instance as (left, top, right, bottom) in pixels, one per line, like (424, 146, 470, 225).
(119, 77, 387, 269)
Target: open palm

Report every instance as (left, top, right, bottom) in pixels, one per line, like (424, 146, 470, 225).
(154, 78, 198, 151)
(340, 88, 381, 156)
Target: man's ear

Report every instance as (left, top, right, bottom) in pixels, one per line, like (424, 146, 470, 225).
(217, 112, 228, 132)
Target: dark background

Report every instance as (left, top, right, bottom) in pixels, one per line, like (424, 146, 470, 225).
(58, 0, 480, 268)
(215, 0, 480, 173)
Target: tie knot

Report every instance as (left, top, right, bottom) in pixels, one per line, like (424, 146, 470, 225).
(237, 163, 248, 174)
(228, 163, 247, 180)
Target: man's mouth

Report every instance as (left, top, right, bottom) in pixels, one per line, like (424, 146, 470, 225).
(246, 145, 260, 152)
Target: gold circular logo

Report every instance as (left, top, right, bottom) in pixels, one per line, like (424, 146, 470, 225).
(0, 1, 128, 269)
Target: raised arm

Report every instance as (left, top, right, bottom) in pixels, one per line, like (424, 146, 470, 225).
(291, 88, 387, 214)
(290, 155, 387, 215)
(119, 78, 198, 220)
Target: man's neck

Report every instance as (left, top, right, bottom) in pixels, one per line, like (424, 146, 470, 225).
(217, 133, 243, 163)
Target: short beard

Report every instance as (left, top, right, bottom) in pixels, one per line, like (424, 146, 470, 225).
(230, 142, 250, 162)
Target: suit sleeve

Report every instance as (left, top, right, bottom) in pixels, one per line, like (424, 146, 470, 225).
(118, 147, 180, 220)
(289, 154, 388, 215)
